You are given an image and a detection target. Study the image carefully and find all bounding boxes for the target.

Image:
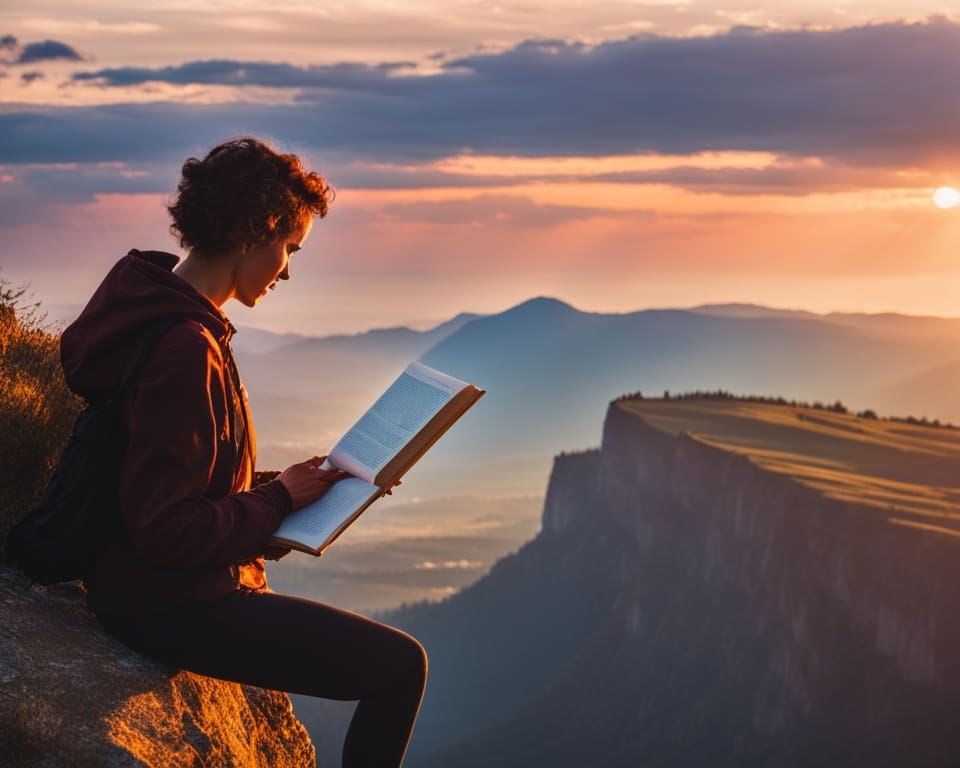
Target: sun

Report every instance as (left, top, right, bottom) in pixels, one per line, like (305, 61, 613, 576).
(933, 186, 960, 209)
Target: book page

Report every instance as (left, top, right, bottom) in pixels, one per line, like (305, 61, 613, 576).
(272, 477, 379, 549)
(274, 361, 482, 555)
(328, 363, 463, 482)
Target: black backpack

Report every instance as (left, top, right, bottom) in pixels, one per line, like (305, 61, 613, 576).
(7, 316, 179, 584)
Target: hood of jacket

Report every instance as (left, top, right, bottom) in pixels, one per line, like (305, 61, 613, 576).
(61, 250, 235, 402)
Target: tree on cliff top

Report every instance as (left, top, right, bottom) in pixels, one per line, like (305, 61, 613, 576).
(0, 281, 81, 560)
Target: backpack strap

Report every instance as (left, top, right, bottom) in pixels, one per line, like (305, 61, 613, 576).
(221, 339, 253, 488)
(109, 316, 181, 405)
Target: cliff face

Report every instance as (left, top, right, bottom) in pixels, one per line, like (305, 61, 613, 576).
(596, 405, 960, 749)
(393, 401, 960, 768)
(0, 566, 315, 768)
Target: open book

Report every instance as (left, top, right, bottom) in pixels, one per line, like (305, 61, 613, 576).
(271, 362, 485, 555)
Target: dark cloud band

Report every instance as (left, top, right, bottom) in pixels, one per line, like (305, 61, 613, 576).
(2, 19, 959, 167)
(71, 59, 413, 89)
(17, 39, 83, 64)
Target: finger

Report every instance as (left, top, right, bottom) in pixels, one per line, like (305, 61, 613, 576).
(316, 469, 349, 482)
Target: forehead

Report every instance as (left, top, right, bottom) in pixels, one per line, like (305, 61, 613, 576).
(291, 217, 313, 243)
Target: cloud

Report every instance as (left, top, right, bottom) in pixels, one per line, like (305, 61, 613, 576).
(0, 104, 252, 165)
(590, 162, 920, 196)
(0, 163, 173, 228)
(2, 19, 958, 169)
(335, 153, 927, 195)
(20, 71, 44, 84)
(1, 34, 17, 51)
(17, 39, 83, 64)
(413, 560, 484, 570)
(72, 59, 414, 90)
(377, 194, 620, 228)
(329, 161, 520, 190)
(20, 19, 160, 36)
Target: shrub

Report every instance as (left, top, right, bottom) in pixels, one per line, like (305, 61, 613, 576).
(0, 282, 82, 560)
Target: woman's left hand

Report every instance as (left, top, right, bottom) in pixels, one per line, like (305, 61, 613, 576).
(263, 544, 291, 561)
(277, 455, 350, 510)
(380, 479, 402, 498)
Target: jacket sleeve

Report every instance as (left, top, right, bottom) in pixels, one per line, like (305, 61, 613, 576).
(118, 323, 293, 568)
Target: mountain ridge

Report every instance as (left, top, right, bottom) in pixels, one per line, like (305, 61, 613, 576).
(239, 298, 960, 347)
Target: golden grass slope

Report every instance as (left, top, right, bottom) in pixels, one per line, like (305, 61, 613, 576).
(618, 399, 960, 538)
(0, 288, 81, 557)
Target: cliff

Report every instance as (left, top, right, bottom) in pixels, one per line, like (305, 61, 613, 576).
(0, 566, 315, 768)
(389, 398, 960, 767)
(602, 400, 960, 690)
(588, 401, 960, 762)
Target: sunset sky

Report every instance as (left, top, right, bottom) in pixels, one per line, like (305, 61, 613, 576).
(2, 1, 960, 334)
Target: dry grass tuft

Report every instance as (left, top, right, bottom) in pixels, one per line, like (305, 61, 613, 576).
(0, 281, 82, 559)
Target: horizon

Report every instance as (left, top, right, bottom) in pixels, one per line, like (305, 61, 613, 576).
(36, 292, 960, 339)
(3, 2, 960, 334)
(186, 295, 960, 338)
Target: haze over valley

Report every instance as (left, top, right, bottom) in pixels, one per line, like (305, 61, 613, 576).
(247, 297, 960, 612)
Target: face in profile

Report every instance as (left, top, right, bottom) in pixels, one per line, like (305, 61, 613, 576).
(234, 218, 313, 307)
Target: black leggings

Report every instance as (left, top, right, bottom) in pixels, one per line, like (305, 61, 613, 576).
(96, 589, 427, 768)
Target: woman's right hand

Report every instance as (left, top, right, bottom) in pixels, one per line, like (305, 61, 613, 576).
(276, 455, 350, 510)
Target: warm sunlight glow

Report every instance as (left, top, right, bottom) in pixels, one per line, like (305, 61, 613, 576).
(933, 186, 960, 209)
(433, 151, 786, 176)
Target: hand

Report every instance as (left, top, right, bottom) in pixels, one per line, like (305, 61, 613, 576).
(263, 544, 292, 561)
(380, 479, 402, 498)
(253, 469, 281, 487)
(276, 455, 350, 511)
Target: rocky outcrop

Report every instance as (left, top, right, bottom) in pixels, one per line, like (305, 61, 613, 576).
(0, 566, 315, 768)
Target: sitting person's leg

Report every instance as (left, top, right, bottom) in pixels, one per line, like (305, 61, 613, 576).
(96, 590, 427, 768)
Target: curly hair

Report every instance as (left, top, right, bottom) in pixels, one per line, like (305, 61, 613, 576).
(167, 137, 333, 255)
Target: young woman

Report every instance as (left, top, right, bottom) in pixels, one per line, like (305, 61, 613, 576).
(60, 137, 427, 768)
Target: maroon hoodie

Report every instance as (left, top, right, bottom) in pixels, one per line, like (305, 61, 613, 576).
(61, 250, 292, 614)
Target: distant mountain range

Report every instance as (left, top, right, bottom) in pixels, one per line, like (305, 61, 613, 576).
(691, 302, 960, 339)
(235, 297, 960, 494)
(233, 312, 478, 356)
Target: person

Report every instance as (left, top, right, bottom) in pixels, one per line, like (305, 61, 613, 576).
(59, 137, 427, 768)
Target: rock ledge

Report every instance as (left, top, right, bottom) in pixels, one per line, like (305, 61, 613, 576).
(0, 565, 315, 768)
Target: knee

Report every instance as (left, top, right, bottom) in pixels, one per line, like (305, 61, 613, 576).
(400, 631, 428, 685)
